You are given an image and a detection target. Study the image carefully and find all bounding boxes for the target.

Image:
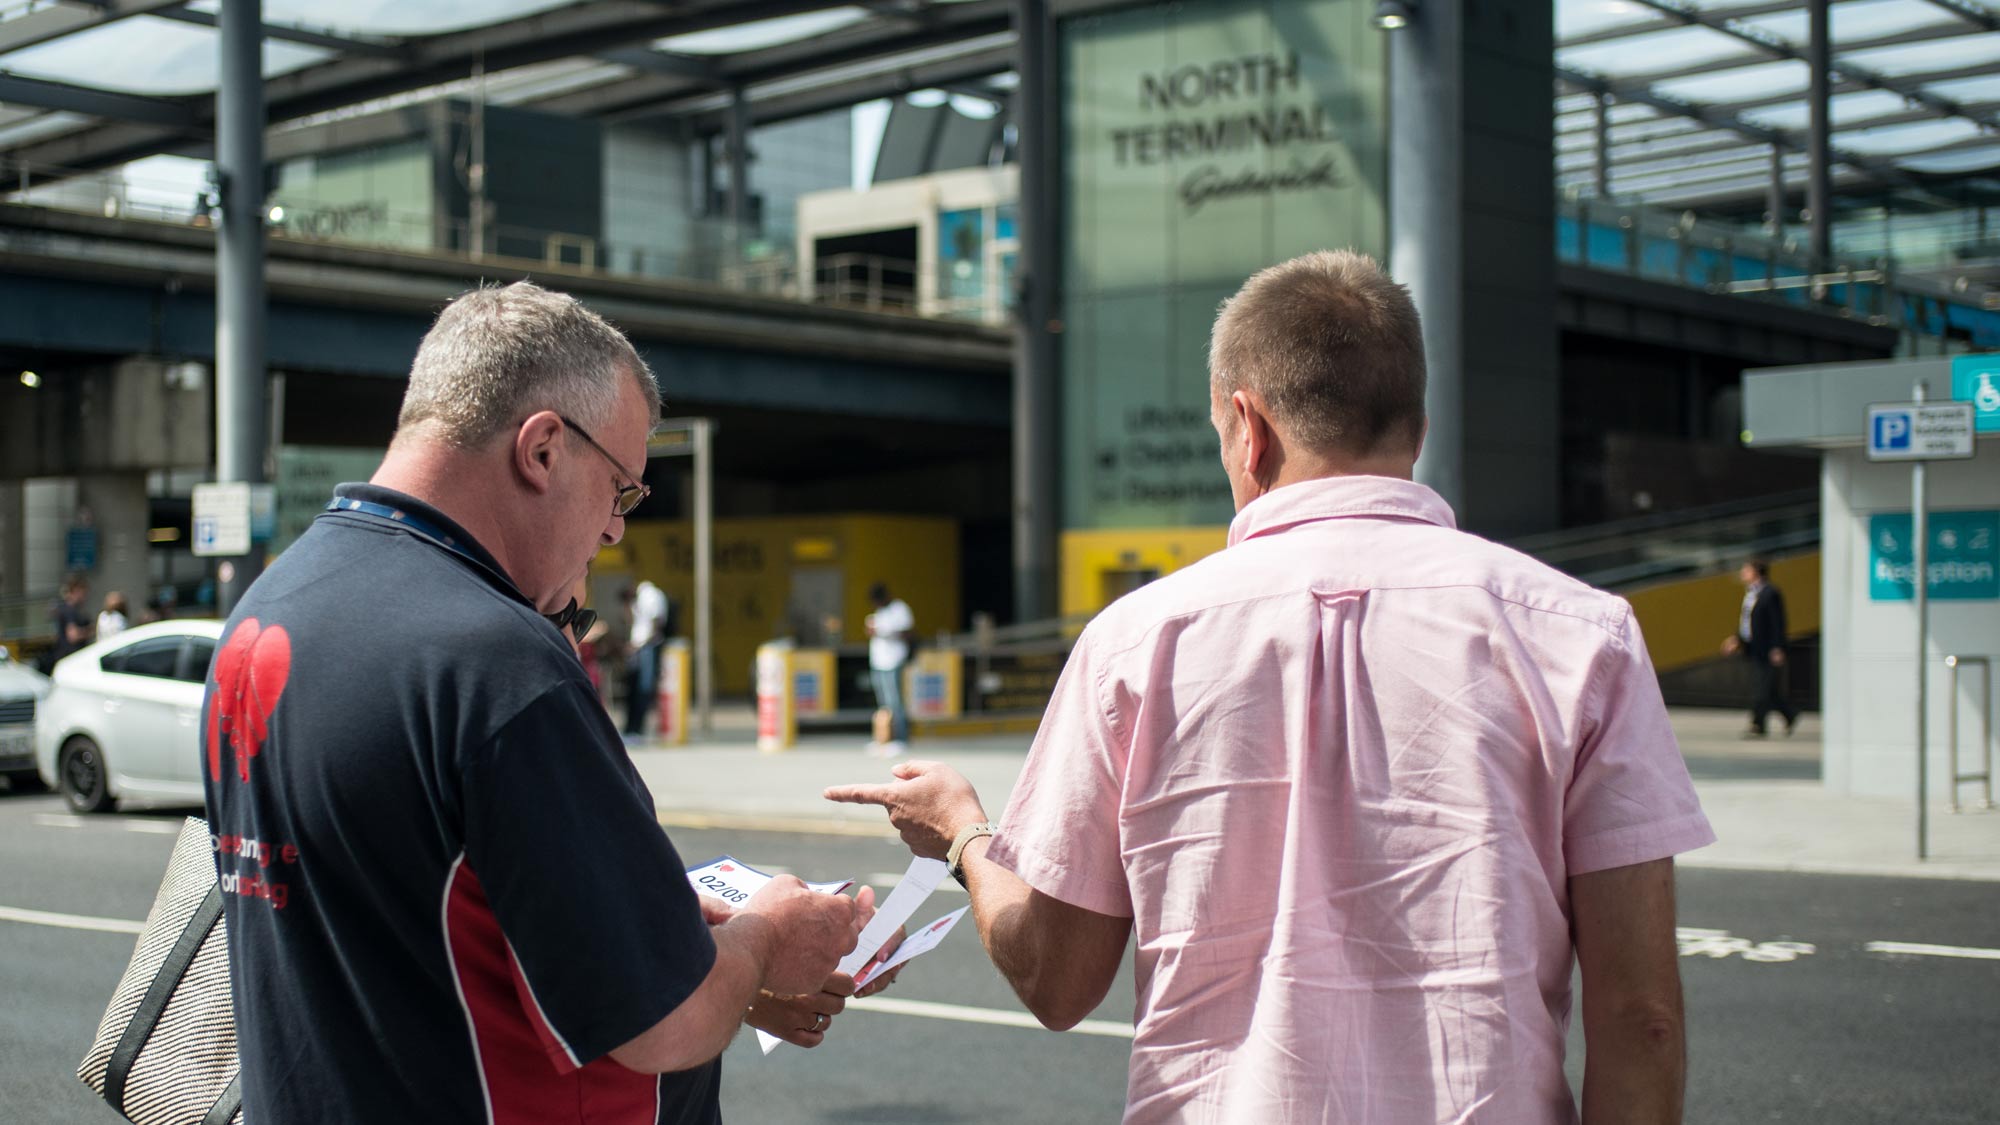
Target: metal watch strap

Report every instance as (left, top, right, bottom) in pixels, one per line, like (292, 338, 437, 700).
(946, 821, 997, 886)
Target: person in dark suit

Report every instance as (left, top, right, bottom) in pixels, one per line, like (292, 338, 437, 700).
(1721, 558, 1798, 737)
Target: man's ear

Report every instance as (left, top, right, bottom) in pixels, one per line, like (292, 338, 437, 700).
(1231, 389, 1273, 483)
(514, 410, 564, 495)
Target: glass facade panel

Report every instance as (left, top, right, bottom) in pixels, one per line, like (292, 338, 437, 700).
(1059, 0, 1387, 531)
(269, 141, 435, 251)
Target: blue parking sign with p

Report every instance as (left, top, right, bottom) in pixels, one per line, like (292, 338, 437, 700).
(1872, 410, 1912, 451)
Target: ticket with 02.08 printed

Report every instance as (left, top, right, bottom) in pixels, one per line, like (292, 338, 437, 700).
(684, 855, 854, 907)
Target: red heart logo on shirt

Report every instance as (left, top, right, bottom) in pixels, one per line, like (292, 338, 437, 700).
(207, 619, 292, 784)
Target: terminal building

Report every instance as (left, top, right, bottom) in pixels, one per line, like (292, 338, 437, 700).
(1, 0, 1997, 727)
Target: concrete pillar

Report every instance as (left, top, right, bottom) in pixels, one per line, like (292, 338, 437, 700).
(75, 473, 152, 625)
(1011, 0, 1059, 622)
(23, 479, 77, 595)
(1397, 0, 1559, 536)
(0, 483, 22, 599)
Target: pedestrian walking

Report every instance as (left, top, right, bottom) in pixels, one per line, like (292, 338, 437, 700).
(865, 582, 914, 756)
(831, 251, 1713, 1124)
(1721, 558, 1799, 737)
(624, 578, 669, 739)
(95, 591, 129, 641)
(44, 574, 92, 671)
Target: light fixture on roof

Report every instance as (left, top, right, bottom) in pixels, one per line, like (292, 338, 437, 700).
(19, 370, 40, 389)
(1373, 0, 1414, 30)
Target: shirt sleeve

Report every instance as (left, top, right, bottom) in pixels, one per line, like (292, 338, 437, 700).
(1563, 607, 1718, 876)
(460, 679, 716, 1068)
(985, 633, 1134, 918)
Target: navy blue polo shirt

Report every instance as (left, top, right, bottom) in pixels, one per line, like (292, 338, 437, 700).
(203, 483, 720, 1124)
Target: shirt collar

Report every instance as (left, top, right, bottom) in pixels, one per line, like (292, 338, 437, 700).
(1226, 475, 1458, 547)
(326, 482, 527, 607)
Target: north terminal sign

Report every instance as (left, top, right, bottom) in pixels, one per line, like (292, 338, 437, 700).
(1060, 0, 1386, 531)
(1111, 52, 1349, 215)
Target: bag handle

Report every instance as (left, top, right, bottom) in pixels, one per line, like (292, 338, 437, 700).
(202, 1073, 243, 1125)
(104, 884, 226, 1111)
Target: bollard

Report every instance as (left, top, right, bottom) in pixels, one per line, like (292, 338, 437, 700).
(655, 639, 690, 747)
(791, 649, 837, 719)
(905, 648, 963, 725)
(755, 641, 797, 753)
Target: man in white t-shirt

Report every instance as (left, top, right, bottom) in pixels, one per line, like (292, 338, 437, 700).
(623, 579, 668, 739)
(865, 583, 913, 756)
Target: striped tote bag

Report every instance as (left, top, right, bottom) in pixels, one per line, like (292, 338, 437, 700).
(77, 817, 243, 1125)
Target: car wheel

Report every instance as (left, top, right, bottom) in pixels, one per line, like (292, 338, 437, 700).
(5, 770, 46, 794)
(59, 737, 114, 814)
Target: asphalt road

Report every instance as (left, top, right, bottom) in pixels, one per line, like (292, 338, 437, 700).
(2, 788, 1996, 1124)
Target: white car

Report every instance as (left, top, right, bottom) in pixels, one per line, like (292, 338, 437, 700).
(35, 620, 221, 813)
(0, 648, 53, 789)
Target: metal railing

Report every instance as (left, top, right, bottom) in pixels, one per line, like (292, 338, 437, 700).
(1558, 191, 2000, 351)
(1946, 654, 1993, 813)
(1508, 489, 1820, 590)
(0, 159, 936, 318)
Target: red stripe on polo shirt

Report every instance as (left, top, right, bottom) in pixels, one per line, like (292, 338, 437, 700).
(445, 859, 661, 1123)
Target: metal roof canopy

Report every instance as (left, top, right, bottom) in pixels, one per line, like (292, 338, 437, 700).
(0, 0, 1015, 175)
(1556, 0, 2000, 214)
(4, 0, 1997, 233)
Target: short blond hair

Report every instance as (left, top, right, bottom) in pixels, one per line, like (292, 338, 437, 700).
(397, 281, 660, 448)
(1209, 250, 1426, 458)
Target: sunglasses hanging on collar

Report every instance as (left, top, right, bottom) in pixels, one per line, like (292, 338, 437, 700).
(545, 598, 598, 642)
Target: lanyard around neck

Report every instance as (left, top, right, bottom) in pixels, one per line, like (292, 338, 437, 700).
(324, 497, 506, 586)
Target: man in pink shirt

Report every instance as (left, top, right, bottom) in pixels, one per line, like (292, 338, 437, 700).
(828, 250, 1714, 1123)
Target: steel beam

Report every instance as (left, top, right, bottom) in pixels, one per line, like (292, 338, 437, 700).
(1594, 92, 1612, 197)
(1618, 0, 2000, 137)
(152, 5, 408, 59)
(215, 0, 268, 612)
(674, 43, 1014, 132)
(0, 73, 194, 128)
(1916, 0, 2000, 31)
(1807, 0, 1832, 268)
(5, 0, 860, 170)
(0, 0, 183, 55)
(1556, 66, 1918, 189)
(532, 0, 1008, 121)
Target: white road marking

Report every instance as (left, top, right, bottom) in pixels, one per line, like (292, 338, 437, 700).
(0, 905, 145, 935)
(846, 996, 1133, 1039)
(1865, 941, 2000, 961)
(31, 813, 183, 835)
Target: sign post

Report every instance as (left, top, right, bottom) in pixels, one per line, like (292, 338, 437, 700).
(648, 418, 716, 735)
(1866, 389, 1977, 859)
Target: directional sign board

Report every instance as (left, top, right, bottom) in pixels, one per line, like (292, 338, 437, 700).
(191, 482, 252, 557)
(1866, 401, 1975, 462)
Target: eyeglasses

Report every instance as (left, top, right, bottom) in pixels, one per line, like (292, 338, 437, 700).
(559, 414, 650, 517)
(545, 597, 599, 643)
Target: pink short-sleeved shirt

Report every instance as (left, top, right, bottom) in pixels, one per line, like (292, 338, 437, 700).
(986, 476, 1715, 1124)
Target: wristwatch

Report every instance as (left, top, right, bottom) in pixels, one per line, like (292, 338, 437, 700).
(945, 821, 998, 888)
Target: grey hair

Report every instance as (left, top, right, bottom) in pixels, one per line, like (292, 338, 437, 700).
(396, 281, 661, 448)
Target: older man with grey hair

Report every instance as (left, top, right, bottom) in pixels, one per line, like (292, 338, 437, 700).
(204, 281, 870, 1125)
(832, 251, 1712, 1123)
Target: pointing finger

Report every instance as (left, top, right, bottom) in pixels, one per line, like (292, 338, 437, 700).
(823, 783, 897, 806)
